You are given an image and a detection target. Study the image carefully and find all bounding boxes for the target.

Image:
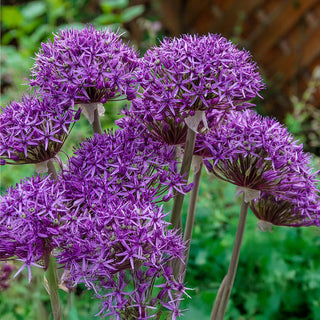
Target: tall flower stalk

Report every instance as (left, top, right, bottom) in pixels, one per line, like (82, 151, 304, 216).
(45, 159, 63, 320)
(170, 128, 198, 229)
(179, 157, 203, 279)
(45, 254, 63, 320)
(210, 193, 249, 320)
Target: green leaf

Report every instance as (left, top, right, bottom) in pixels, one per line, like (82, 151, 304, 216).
(195, 249, 208, 266)
(100, 0, 129, 12)
(94, 13, 121, 25)
(68, 307, 79, 320)
(182, 295, 211, 320)
(1, 6, 24, 28)
(244, 293, 258, 315)
(121, 5, 144, 23)
(21, 1, 46, 20)
(1, 30, 18, 45)
(285, 113, 302, 134)
(29, 24, 51, 44)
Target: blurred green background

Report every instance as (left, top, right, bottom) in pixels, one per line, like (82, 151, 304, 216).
(1, 1, 320, 319)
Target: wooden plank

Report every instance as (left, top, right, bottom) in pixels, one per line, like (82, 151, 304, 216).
(252, 0, 319, 60)
(160, 0, 185, 35)
(192, 7, 217, 34)
(209, 0, 265, 35)
(183, 0, 212, 27)
(245, 0, 291, 45)
(214, 0, 236, 11)
(269, 27, 320, 84)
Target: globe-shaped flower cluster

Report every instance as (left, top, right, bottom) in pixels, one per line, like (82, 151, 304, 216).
(29, 25, 139, 104)
(0, 94, 79, 165)
(132, 33, 265, 144)
(54, 122, 190, 317)
(250, 193, 319, 227)
(196, 109, 320, 226)
(61, 124, 191, 208)
(0, 175, 68, 279)
(56, 198, 185, 319)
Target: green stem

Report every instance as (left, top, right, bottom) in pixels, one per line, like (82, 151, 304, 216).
(47, 159, 58, 180)
(46, 255, 63, 320)
(210, 193, 249, 320)
(183, 160, 202, 258)
(170, 128, 197, 230)
(92, 107, 103, 134)
(174, 160, 203, 279)
(210, 275, 227, 320)
(46, 159, 63, 319)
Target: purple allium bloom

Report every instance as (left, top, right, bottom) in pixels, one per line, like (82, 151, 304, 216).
(0, 262, 15, 291)
(132, 33, 265, 144)
(196, 109, 319, 201)
(55, 199, 186, 319)
(29, 25, 139, 104)
(60, 125, 191, 208)
(0, 94, 79, 165)
(0, 175, 68, 279)
(250, 192, 320, 228)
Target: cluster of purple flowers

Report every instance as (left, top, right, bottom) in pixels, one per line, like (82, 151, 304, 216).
(50, 120, 191, 317)
(29, 26, 139, 104)
(61, 123, 191, 207)
(1, 24, 319, 319)
(0, 94, 79, 166)
(132, 33, 265, 144)
(0, 175, 68, 280)
(250, 193, 319, 227)
(195, 109, 320, 226)
(56, 199, 185, 319)
(0, 125, 188, 317)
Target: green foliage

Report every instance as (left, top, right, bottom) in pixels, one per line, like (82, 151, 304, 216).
(286, 66, 320, 156)
(96, 0, 144, 25)
(0, 264, 100, 320)
(179, 173, 320, 320)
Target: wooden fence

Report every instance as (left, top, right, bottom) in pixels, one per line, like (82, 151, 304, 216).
(156, 0, 320, 119)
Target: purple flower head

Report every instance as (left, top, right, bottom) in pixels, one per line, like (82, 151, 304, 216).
(197, 109, 317, 200)
(250, 191, 320, 228)
(0, 94, 79, 166)
(29, 25, 139, 104)
(55, 199, 186, 319)
(60, 126, 191, 210)
(0, 175, 68, 279)
(132, 33, 265, 144)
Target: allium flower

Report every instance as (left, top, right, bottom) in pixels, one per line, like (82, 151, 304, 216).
(0, 175, 68, 279)
(250, 192, 320, 228)
(196, 109, 319, 202)
(0, 94, 79, 167)
(55, 199, 186, 319)
(132, 33, 265, 144)
(29, 25, 139, 104)
(60, 125, 191, 209)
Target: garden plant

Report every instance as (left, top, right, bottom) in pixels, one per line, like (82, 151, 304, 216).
(1, 25, 320, 320)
